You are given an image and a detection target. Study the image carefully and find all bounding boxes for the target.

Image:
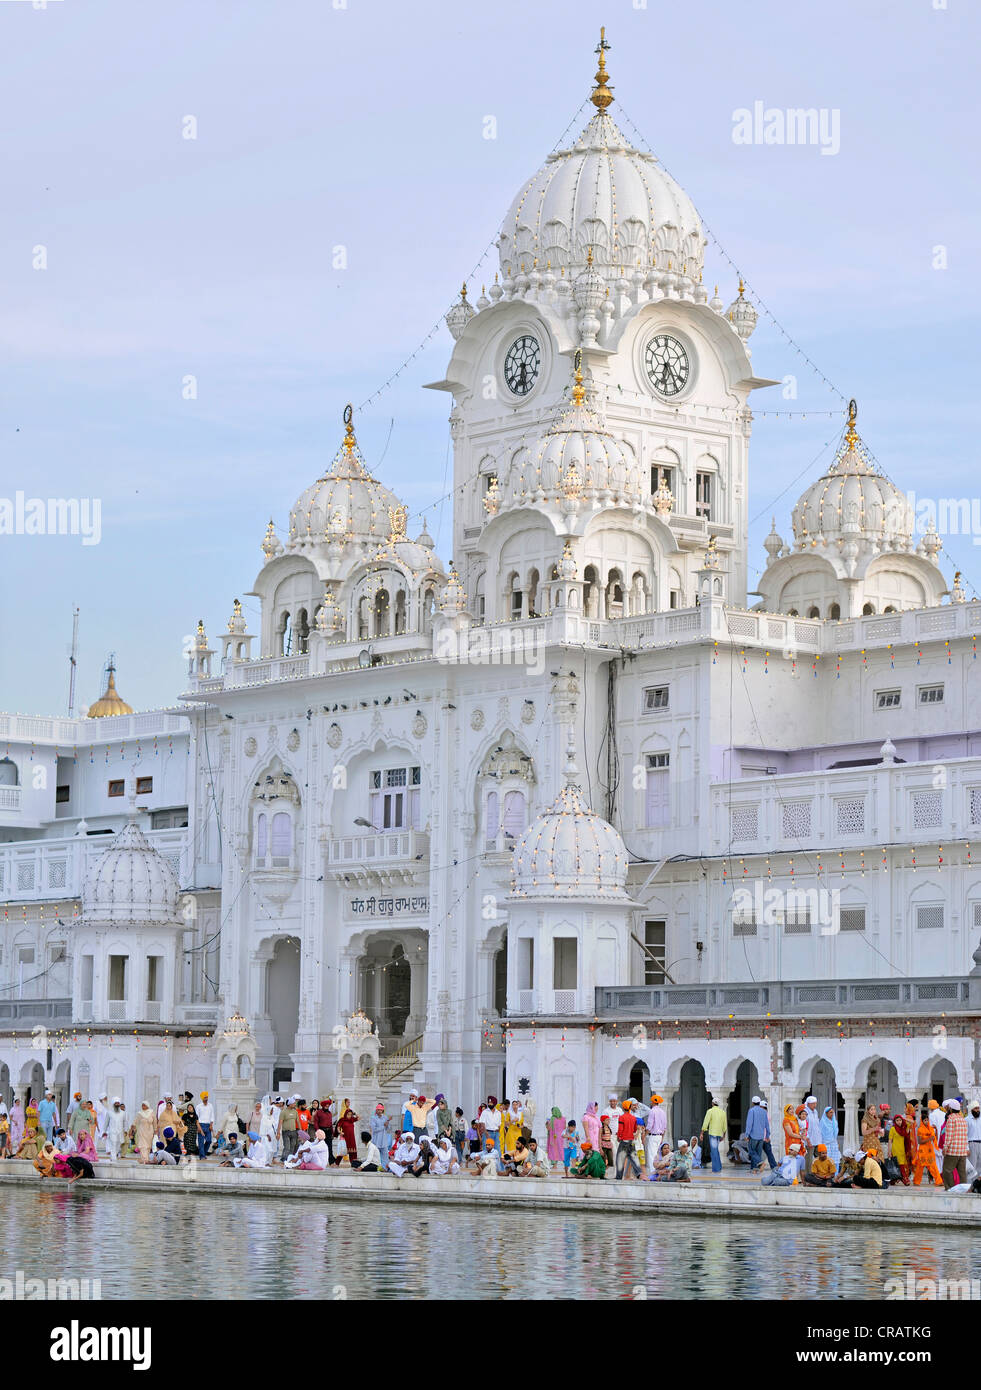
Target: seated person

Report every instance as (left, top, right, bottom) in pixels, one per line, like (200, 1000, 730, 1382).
(729, 1133, 751, 1165)
(570, 1141, 607, 1179)
(355, 1130, 384, 1173)
(220, 1133, 244, 1166)
(150, 1137, 179, 1166)
(53, 1129, 76, 1155)
(834, 1150, 861, 1187)
(761, 1144, 801, 1186)
(852, 1149, 888, 1190)
(412, 1138, 435, 1175)
(389, 1133, 422, 1177)
(471, 1138, 499, 1178)
(516, 1138, 548, 1177)
(234, 1133, 271, 1169)
(804, 1143, 837, 1187)
(647, 1142, 673, 1181)
(667, 1139, 694, 1182)
(288, 1128, 330, 1171)
(431, 1137, 460, 1176)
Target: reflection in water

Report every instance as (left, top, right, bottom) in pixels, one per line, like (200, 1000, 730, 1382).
(0, 1188, 976, 1300)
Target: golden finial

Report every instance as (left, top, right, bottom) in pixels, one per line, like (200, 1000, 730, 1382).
(572, 348, 585, 406)
(342, 402, 356, 453)
(586, 245, 594, 267)
(590, 27, 614, 111)
(844, 398, 859, 451)
(737, 277, 746, 296)
(460, 282, 468, 300)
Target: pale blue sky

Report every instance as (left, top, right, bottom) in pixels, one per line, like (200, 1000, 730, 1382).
(1, 0, 977, 714)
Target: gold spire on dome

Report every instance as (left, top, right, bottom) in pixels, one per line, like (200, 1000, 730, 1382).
(844, 398, 860, 452)
(460, 282, 468, 301)
(571, 347, 586, 406)
(590, 27, 614, 112)
(341, 403, 357, 455)
(88, 657, 133, 719)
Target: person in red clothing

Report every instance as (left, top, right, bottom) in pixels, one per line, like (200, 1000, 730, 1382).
(614, 1098, 642, 1180)
(310, 1099, 335, 1165)
(297, 1100, 312, 1134)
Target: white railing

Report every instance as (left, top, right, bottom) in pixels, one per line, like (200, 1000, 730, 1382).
(327, 829, 430, 867)
(0, 712, 189, 744)
(222, 655, 311, 688)
(0, 828, 191, 901)
(715, 755, 981, 852)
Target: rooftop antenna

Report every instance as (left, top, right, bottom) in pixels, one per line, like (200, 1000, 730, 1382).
(67, 606, 80, 716)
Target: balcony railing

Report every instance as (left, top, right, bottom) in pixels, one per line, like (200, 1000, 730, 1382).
(327, 829, 430, 868)
(595, 976, 977, 1019)
(0, 998, 72, 1024)
(0, 828, 190, 901)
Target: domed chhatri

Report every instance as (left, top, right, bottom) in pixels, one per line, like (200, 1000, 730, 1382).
(498, 32, 704, 287)
(87, 658, 133, 718)
(288, 405, 407, 552)
(502, 353, 641, 511)
(510, 741, 628, 900)
(792, 399, 912, 549)
(82, 820, 181, 925)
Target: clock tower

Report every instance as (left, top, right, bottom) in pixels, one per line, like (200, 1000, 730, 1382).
(427, 32, 775, 620)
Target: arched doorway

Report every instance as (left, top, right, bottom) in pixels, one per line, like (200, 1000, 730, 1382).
(860, 1057, 901, 1119)
(266, 937, 300, 1090)
(22, 1059, 45, 1104)
(726, 1059, 760, 1138)
(0, 1063, 10, 1109)
(673, 1059, 710, 1157)
(926, 1057, 958, 1107)
(628, 1059, 651, 1104)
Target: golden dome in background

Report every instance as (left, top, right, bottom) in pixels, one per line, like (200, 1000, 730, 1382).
(87, 662, 133, 718)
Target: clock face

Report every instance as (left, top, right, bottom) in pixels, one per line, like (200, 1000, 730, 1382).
(645, 334, 691, 398)
(503, 335, 541, 396)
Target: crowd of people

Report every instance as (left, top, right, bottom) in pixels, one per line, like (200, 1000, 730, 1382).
(5, 1084, 981, 1194)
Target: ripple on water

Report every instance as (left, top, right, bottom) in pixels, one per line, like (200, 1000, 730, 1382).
(1, 1187, 978, 1301)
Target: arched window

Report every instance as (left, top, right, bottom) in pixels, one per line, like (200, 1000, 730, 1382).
(507, 572, 522, 620)
(502, 790, 527, 839)
(255, 813, 268, 863)
(527, 568, 540, 618)
(883, 605, 896, 614)
(270, 812, 292, 864)
(485, 790, 500, 846)
(788, 609, 799, 617)
(807, 606, 820, 618)
(862, 602, 875, 616)
(394, 591, 407, 634)
(357, 596, 369, 640)
(829, 603, 841, 620)
(583, 565, 598, 618)
(422, 587, 436, 634)
(607, 569, 624, 619)
(278, 612, 292, 655)
(373, 588, 390, 637)
(0, 759, 17, 787)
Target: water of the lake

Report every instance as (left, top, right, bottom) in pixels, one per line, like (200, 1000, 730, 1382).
(1, 1187, 976, 1300)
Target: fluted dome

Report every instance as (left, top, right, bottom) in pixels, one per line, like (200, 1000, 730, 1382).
(288, 410, 406, 553)
(511, 752, 628, 900)
(87, 664, 133, 719)
(791, 403, 912, 549)
(503, 363, 640, 510)
(82, 821, 181, 925)
(499, 109, 703, 285)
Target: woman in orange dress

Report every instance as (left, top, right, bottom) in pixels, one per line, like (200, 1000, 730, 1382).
(782, 1103, 803, 1157)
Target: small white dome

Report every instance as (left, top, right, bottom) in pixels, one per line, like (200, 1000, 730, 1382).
(791, 403, 912, 549)
(82, 821, 181, 925)
(511, 751, 628, 900)
(288, 411, 406, 552)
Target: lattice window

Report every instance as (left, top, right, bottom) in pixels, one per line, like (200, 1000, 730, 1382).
(836, 798, 866, 835)
(970, 789, 981, 827)
(912, 791, 942, 829)
(730, 805, 758, 842)
(797, 986, 836, 1002)
(974, 902, 981, 929)
(16, 863, 34, 891)
(732, 913, 757, 937)
(784, 907, 811, 935)
(916, 904, 944, 931)
(839, 907, 866, 932)
(781, 801, 812, 839)
(48, 861, 67, 889)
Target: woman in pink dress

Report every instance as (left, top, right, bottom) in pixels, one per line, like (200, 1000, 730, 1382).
(75, 1129, 99, 1164)
(546, 1108, 565, 1165)
(582, 1102, 601, 1152)
(9, 1100, 24, 1155)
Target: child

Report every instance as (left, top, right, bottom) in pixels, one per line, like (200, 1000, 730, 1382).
(0, 1111, 8, 1159)
(599, 1114, 614, 1168)
(562, 1120, 579, 1176)
(453, 1108, 468, 1163)
(467, 1119, 481, 1157)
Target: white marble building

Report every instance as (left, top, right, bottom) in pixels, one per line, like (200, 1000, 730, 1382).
(3, 38, 981, 1154)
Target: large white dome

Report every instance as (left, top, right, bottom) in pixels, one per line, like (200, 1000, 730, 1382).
(499, 110, 704, 285)
(288, 413, 407, 553)
(791, 405, 913, 550)
(82, 821, 181, 925)
(511, 763, 628, 901)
